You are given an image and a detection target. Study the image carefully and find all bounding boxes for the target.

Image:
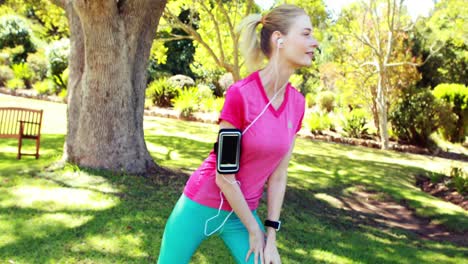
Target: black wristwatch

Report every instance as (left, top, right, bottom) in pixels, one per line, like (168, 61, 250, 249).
(264, 220, 281, 231)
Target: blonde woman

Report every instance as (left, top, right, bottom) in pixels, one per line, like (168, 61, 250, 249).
(158, 4, 319, 264)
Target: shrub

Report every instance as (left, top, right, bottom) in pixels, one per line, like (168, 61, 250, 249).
(54, 67, 69, 92)
(306, 112, 333, 134)
(200, 96, 224, 113)
(196, 83, 214, 99)
(58, 89, 67, 100)
(0, 15, 36, 63)
(433, 83, 468, 142)
(0, 65, 14, 86)
(0, 45, 24, 65)
(146, 78, 180, 107)
(449, 166, 467, 195)
(33, 79, 55, 95)
(27, 50, 48, 82)
(47, 38, 69, 88)
(305, 93, 315, 108)
(6, 78, 24, 90)
(343, 108, 369, 138)
(316, 91, 335, 113)
(389, 89, 445, 147)
(11, 63, 34, 88)
(168, 74, 195, 89)
(172, 88, 199, 118)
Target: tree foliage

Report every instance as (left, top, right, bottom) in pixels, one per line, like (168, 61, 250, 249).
(413, 0, 467, 87)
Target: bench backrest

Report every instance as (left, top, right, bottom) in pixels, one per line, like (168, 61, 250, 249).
(0, 107, 43, 138)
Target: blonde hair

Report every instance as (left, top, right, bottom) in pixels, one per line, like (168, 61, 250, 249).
(237, 4, 307, 71)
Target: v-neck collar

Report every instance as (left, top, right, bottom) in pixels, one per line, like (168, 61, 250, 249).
(254, 70, 289, 117)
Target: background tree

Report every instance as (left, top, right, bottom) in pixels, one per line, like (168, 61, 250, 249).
(332, 0, 422, 149)
(413, 0, 468, 88)
(51, 0, 167, 175)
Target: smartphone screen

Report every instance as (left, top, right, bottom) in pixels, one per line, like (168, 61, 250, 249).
(220, 134, 239, 166)
(217, 129, 242, 174)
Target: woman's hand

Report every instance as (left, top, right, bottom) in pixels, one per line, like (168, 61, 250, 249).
(245, 227, 265, 264)
(263, 237, 281, 264)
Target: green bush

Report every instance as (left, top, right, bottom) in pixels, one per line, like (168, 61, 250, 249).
(6, 78, 24, 90)
(306, 112, 333, 134)
(53, 67, 69, 92)
(168, 74, 195, 89)
(146, 78, 180, 107)
(449, 166, 467, 195)
(196, 83, 214, 99)
(389, 89, 445, 147)
(172, 88, 199, 118)
(47, 38, 69, 89)
(58, 89, 67, 100)
(343, 108, 368, 138)
(0, 15, 36, 63)
(0, 45, 24, 65)
(305, 93, 315, 108)
(200, 96, 224, 113)
(0, 65, 14, 86)
(11, 63, 34, 88)
(27, 50, 48, 82)
(316, 91, 335, 113)
(433, 83, 468, 142)
(33, 79, 55, 95)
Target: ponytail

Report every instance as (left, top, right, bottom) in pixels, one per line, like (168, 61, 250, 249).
(237, 5, 307, 72)
(237, 14, 264, 72)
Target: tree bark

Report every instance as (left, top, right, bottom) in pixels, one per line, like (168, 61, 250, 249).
(376, 64, 389, 149)
(62, 0, 167, 175)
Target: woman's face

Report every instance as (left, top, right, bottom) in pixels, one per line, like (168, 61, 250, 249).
(279, 15, 319, 69)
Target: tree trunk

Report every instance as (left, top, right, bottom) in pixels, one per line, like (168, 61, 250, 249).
(61, 0, 167, 175)
(376, 66, 389, 150)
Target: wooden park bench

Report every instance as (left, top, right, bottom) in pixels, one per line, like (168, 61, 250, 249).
(0, 107, 43, 159)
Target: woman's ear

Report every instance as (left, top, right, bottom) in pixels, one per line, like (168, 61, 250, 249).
(271, 31, 283, 48)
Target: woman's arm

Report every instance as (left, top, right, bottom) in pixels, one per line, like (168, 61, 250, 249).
(215, 120, 264, 264)
(263, 138, 296, 264)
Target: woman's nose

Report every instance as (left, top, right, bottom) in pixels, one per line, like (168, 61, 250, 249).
(311, 37, 319, 48)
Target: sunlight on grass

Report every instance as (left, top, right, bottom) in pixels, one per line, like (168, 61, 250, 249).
(314, 193, 345, 209)
(0, 213, 93, 247)
(311, 249, 354, 264)
(84, 234, 147, 258)
(1, 186, 118, 211)
(40, 170, 122, 194)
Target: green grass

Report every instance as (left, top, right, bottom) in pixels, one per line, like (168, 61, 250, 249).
(0, 94, 467, 263)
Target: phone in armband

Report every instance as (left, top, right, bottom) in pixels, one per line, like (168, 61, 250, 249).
(215, 128, 242, 174)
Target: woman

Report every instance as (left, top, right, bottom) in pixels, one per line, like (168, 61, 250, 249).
(158, 4, 319, 264)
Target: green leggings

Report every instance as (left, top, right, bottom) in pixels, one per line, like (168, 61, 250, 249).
(158, 194, 265, 264)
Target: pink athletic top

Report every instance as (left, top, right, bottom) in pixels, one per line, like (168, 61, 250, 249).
(183, 71, 305, 211)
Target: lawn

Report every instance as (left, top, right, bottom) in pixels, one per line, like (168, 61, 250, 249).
(0, 94, 467, 264)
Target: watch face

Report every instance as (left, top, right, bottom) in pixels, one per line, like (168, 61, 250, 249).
(265, 220, 281, 231)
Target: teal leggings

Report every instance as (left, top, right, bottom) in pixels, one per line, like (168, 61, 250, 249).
(158, 194, 265, 264)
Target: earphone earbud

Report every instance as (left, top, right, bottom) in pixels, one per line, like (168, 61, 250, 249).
(277, 38, 283, 45)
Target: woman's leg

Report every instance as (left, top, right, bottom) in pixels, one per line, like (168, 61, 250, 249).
(158, 194, 215, 263)
(219, 211, 265, 264)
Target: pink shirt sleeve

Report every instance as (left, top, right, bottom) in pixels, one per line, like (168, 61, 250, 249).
(219, 86, 244, 129)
